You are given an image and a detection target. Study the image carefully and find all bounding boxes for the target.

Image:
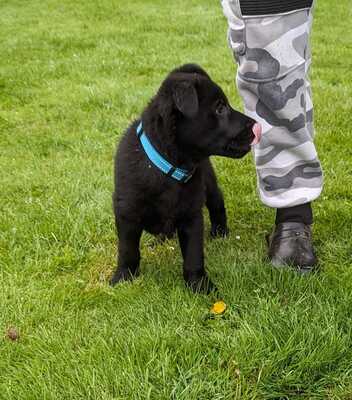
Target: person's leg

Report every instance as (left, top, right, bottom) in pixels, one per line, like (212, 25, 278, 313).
(221, 0, 323, 271)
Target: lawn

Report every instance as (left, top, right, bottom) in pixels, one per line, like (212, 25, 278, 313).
(1, 0, 352, 398)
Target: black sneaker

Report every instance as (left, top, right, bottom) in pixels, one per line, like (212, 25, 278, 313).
(267, 222, 317, 274)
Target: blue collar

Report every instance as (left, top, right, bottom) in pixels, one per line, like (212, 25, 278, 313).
(136, 122, 194, 183)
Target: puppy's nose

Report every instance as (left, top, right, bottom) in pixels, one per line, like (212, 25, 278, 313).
(251, 123, 262, 146)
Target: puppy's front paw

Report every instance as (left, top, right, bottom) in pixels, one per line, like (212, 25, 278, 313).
(210, 224, 229, 239)
(109, 268, 139, 286)
(186, 275, 217, 294)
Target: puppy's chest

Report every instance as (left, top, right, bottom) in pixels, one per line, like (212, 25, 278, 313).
(142, 185, 204, 236)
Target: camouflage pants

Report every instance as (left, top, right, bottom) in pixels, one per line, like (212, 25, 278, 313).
(221, 0, 323, 208)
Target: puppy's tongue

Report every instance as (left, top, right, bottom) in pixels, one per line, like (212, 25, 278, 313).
(251, 123, 262, 146)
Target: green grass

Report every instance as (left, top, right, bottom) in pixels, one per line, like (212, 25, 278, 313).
(1, 0, 352, 398)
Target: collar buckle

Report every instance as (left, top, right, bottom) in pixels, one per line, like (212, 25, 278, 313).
(181, 168, 195, 183)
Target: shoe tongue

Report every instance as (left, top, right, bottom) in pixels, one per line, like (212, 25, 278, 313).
(278, 222, 306, 230)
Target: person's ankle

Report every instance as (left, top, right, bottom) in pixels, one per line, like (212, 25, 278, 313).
(275, 202, 313, 226)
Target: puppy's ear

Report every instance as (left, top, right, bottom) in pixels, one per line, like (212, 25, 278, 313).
(173, 81, 199, 118)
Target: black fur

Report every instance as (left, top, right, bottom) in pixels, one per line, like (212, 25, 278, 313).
(111, 64, 256, 293)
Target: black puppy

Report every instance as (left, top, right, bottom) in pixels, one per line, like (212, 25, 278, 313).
(111, 64, 261, 292)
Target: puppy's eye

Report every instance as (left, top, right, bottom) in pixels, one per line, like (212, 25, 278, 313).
(215, 102, 227, 115)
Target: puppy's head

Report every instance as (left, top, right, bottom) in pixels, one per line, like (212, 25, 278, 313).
(157, 64, 261, 159)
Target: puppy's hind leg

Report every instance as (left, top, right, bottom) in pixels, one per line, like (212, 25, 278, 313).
(110, 216, 142, 286)
(204, 160, 229, 238)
